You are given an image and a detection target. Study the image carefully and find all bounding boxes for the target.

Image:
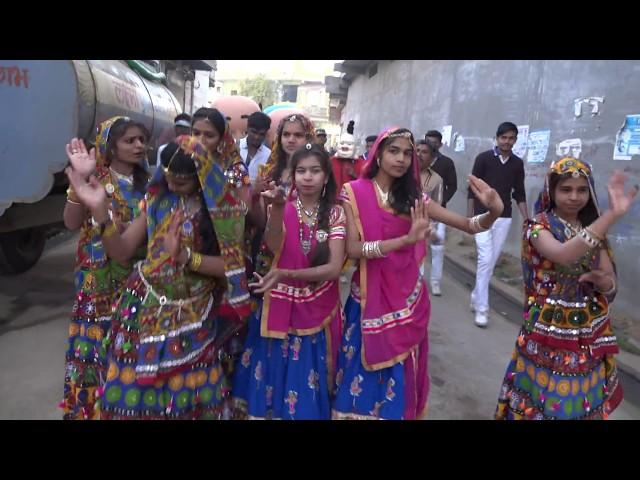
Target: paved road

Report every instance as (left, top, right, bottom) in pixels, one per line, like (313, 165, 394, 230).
(0, 232, 637, 419)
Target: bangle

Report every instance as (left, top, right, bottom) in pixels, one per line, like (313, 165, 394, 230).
(362, 241, 386, 259)
(190, 252, 203, 272)
(362, 241, 372, 258)
(598, 275, 616, 296)
(184, 247, 192, 266)
(373, 240, 385, 258)
(66, 187, 80, 203)
(584, 227, 603, 242)
(477, 212, 492, 231)
(578, 228, 600, 248)
(468, 214, 489, 234)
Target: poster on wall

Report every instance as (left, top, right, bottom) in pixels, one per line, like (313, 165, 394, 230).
(526, 130, 551, 163)
(556, 138, 582, 159)
(512, 124, 529, 158)
(613, 114, 640, 160)
(441, 125, 453, 147)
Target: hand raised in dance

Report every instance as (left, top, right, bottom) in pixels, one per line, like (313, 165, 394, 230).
(65, 166, 107, 213)
(253, 174, 270, 195)
(468, 174, 504, 216)
(607, 170, 639, 219)
(260, 181, 287, 206)
(65, 138, 96, 180)
(405, 198, 432, 244)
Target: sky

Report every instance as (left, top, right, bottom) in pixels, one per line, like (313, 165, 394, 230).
(216, 60, 342, 81)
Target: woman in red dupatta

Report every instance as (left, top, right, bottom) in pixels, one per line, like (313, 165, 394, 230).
(332, 126, 504, 419)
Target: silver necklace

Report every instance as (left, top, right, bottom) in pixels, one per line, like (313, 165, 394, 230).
(295, 197, 319, 255)
(179, 195, 199, 237)
(297, 197, 318, 218)
(555, 212, 582, 238)
(373, 179, 389, 204)
(109, 167, 133, 184)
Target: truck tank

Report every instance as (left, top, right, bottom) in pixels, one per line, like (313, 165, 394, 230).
(0, 60, 181, 273)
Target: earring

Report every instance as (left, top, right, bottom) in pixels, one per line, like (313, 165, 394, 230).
(376, 157, 380, 167)
(322, 184, 326, 197)
(217, 144, 223, 154)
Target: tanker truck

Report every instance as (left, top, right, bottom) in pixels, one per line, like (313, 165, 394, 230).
(0, 60, 182, 273)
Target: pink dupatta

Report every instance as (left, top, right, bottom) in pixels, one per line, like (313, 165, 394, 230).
(260, 201, 342, 378)
(335, 126, 433, 417)
(348, 126, 430, 372)
(346, 179, 430, 371)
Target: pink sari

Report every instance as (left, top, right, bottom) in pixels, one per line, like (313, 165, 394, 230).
(260, 201, 343, 383)
(346, 125, 431, 418)
(344, 178, 431, 418)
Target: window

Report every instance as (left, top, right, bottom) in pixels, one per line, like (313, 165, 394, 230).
(282, 85, 298, 103)
(368, 63, 378, 78)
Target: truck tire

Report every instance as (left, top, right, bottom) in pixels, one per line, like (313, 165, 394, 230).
(0, 228, 47, 274)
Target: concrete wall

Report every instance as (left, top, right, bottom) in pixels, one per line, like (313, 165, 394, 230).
(342, 60, 640, 314)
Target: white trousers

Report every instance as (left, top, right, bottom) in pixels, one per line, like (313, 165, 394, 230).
(470, 217, 512, 313)
(430, 222, 446, 283)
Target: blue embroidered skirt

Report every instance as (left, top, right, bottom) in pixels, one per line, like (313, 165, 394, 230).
(232, 302, 332, 420)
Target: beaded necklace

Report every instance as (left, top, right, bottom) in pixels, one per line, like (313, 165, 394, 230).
(554, 211, 582, 239)
(179, 195, 200, 237)
(295, 196, 319, 255)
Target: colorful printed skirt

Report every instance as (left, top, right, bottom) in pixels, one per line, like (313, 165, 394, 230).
(232, 303, 334, 420)
(100, 349, 230, 420)
(99, 271, 232, 420)
(61, 263, 129, 420)
(495, 329, 623, 420)
(331, 295, 429, 420)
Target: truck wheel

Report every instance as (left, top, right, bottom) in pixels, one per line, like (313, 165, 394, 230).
(0, 228, 47, 274)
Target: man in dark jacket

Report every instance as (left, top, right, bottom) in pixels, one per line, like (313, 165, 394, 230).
(467, 122, 528, 328)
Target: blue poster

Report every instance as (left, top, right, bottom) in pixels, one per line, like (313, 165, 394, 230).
(526, 130, 551, 163)
(614, 114, 640, 160)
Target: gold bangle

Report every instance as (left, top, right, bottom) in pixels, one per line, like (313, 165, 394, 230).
(190, 252, 203, 272)
(66, 187, 80, 204)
